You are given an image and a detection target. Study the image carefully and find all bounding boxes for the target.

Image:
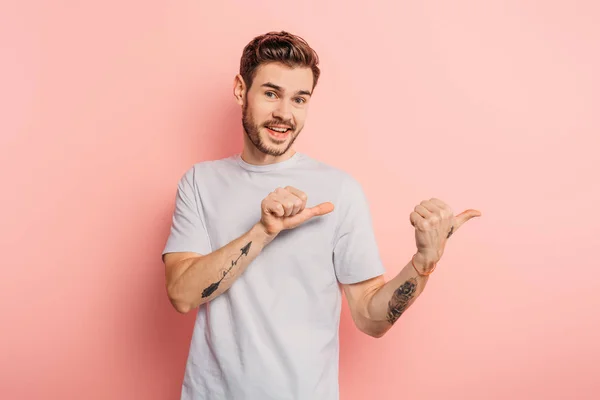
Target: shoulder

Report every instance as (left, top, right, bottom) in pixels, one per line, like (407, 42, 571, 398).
(298, 153, 367, 203)
(177, 155, 237, 185)
(297, 153, 360, 186)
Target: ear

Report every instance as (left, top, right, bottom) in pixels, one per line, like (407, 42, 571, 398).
(233, 74, 246, 106)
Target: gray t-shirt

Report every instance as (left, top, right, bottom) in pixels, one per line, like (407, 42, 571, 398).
(163, 152, 385, 400)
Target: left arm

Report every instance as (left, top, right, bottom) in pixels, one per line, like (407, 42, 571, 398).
(342, 197, 482, 338)
(342, 252, 434, 338)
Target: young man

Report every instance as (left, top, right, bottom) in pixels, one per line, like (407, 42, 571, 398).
(162, 31, 481, 400)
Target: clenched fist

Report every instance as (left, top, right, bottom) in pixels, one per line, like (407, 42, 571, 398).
(410, 198, 481, 272)
(259, 186, 334, 237)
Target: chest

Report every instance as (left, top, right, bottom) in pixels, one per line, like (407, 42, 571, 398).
(199, 172, 338, 249)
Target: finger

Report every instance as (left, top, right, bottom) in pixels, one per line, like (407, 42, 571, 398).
(290, 196, 303, 216)
(420, 200, 441, 213)
(409, 211, 422, 227)
(430, 198, 452, 214)
(306, 202, 335, 217)
(282, 197, 296, 217)
(284, 193, 304, 217)
(273, 193, 297, 217)
(286, 193, 304, 216)
(264, 199, 285, 217)
(454, 209, 482, 230)
(284, 186, 308, 213)
(292, 199, 304, 216)
(273, 188, 294, 217)
(275, 188, 304, 217)
(415, 204, 432, 219)
(410, 211, 430, 230)
(429, 197, 454, 216)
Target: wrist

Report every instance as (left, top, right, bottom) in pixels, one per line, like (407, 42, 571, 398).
(253, 222, 278, 246)
(412, 252, 438, 276)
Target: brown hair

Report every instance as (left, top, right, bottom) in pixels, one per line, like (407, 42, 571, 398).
(239, 31, 321, 91)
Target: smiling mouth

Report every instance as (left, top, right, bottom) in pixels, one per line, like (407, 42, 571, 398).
(266, 126, 292, 133)
(265, 126, 293, 141)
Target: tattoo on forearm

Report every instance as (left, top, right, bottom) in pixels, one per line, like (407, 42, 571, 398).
(201, 241, 252, 298)
(386, 279, 418, 325)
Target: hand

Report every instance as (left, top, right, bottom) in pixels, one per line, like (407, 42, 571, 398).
(409, 198, 481, 269)
(259, 186, 335, 237)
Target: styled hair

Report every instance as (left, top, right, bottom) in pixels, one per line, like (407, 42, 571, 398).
(239, 31, 321, 91)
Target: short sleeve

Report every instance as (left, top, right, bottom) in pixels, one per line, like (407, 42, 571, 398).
(162, 166, 212, 257)
(332, 176, 386, 284)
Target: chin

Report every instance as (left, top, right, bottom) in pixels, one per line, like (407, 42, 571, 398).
(259, 133, 289, 149)
(255, 136, 291, 156)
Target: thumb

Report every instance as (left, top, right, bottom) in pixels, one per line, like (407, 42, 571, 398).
(283, 202, 335, 230)
(454, 209, 482, 230)
(307, 202, 335, 217)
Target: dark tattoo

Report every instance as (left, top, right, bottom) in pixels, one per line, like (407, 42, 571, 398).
(201, 241, 252, 298)
(386, 279, 418, 325)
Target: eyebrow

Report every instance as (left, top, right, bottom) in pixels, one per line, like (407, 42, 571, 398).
(261, 82, 312, 97)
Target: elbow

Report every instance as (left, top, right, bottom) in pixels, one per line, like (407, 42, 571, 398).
(359, 322, 390, 339)
(171, 299, 193, 314)
(366, 327, 388, 339)
(166, 285, 195, 314)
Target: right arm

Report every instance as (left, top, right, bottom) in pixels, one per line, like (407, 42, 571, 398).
(163, 185, 334, 314)
(164, 222, 273, 313)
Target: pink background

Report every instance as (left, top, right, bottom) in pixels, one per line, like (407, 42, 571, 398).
(2, 1, 599, 399)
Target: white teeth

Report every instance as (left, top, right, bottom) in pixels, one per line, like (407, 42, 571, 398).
(269, 127, 288, 133)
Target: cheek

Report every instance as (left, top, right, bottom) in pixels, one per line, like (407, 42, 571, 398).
(294, 110, 307, 126)
(251, 104, 274, 124)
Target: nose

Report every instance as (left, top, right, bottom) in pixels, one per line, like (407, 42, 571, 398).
(273, 101, 293, 122)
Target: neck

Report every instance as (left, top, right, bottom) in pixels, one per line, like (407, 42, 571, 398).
(240, 137, 296, 166)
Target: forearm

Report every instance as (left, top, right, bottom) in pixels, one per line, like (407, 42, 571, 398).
(365, 253, 434, 336)
(167, 223, 273, 312)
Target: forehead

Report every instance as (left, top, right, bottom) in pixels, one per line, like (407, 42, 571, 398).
(251, 62, 313, 93)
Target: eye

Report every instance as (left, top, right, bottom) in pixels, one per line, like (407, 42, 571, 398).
(294, 97, 307, 104)
(265, 91, 277, 98)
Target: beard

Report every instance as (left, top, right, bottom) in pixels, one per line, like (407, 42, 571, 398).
(242, 101, 301, 157)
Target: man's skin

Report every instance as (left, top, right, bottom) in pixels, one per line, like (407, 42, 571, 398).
(163, 61, 482, 337)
